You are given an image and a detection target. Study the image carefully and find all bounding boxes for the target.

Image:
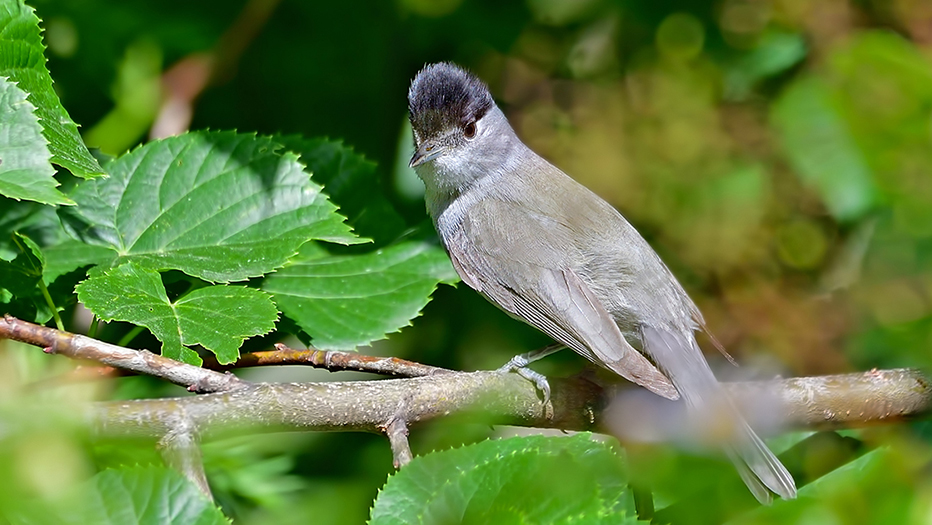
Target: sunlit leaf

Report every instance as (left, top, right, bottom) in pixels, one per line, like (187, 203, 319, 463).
(60, 131, 362, 283)
(371, 434, 636, 525)
(76, 261, 278, 364)
(0, 0, 102, 178)
(275, 135, 407, 243)
(0, 76, 70, 204)
(727, 447, 920, 525)
(263, 241, 457, 350)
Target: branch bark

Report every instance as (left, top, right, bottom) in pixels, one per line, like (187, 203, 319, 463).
(207, 343, 450, 377)
(384, 416, 414, 468)
(157, 416, 212, 498)
(88, 368, 930, 441)
(2, 316, 930, 443)
(1, 315, 244, 393)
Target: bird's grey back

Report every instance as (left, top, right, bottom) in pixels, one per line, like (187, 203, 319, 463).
(445, 148, 703, 340)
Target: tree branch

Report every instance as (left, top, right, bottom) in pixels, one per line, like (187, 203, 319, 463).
(88, 368, 930, 442)
(157, 415, 212, 498)
(731, 367, 931, 428)
(384, 416, 414, 468)
(209, 343, 450, 378)
(0, 315, 245, 393)
(2, 316, 930, 444)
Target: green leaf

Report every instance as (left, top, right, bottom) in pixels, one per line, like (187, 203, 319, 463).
(0, 0, 103, 178)
(0, 231, 54, 322)
(724, 30, 807, 100)
(263, 240, 457, 350)
(371, 434, 636, 525)
(0, 232, 42, 293)
(0, 204, 77, 323)
(727, 447, 915, 525)
(16, 465, 231, 525)
(76, 261, 279, 364)
(0, 75, 70, 204)
(824, 31, 932, 237)
(771, 77, 878, 221)
(0, 199, 65, 258)
(0, 201, 116, 282)
(276, 135, 407, 243)
(41, 238, 114, 284)
(60, 131, 362, 283)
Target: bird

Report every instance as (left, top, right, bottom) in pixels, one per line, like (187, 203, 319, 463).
(406, 61, 796, 504)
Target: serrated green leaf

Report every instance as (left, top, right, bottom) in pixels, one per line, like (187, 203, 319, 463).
(0, 199, 63, 257)
(0, 201, 116, 284)
(0, 0, 103, 178)
(275, 135, 407, 243)
(726, 447, 912, 525)
(76, 261, 279, 364)
(371, 434, 636, 525)
(0, 232, 43, 290)
(172, 285, 279, 363)
(41, 238, 114, 283)
(0, 75, 70, 204)
(263, 240, 457, 350)
(60, 131, 362, 283)
(0, 231, 54, 322)
(772, 77, 878, 221)
(21, 465, 231, 525)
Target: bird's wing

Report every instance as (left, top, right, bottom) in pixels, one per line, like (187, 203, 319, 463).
(443, 204, 678, 400)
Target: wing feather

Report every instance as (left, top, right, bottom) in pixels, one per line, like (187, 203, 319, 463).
(445, 223, 677, 400)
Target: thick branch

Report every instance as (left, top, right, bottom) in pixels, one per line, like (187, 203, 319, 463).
(2, 316, 929, 441)
(90, 369, 930, 440)
(736, 367, 931, 428)
(92, 371, 581, 439)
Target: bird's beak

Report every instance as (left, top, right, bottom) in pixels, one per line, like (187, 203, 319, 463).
(409, 141, 443, 168)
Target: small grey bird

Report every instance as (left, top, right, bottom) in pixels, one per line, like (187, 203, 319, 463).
(407, 62, 796, 504)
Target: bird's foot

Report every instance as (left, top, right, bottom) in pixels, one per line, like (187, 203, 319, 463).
(497, 354, 553, 419)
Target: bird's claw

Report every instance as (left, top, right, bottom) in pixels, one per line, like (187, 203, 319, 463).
(497, 357, 554, 420)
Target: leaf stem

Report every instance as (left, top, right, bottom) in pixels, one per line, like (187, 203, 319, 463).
(118, 325, 145, 347)
(87, 315, 99, 338)
(38, 280, 64, 331)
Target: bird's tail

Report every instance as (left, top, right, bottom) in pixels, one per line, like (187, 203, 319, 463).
(641, 325, 797, 504)
(726, 421, 796, 503)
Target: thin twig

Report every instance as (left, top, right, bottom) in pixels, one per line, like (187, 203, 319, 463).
(384, 416, 413, 468)
(210, 343, 451, 378)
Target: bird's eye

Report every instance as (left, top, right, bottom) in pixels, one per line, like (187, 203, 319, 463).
(463, 121, 477, 139)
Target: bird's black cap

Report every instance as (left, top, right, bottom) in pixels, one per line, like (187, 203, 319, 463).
(408, 62, 494, 138)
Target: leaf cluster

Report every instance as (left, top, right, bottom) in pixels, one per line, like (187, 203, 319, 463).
(0, 2, 457, 366)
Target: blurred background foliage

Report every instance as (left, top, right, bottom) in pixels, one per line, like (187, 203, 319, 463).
(2, 0, 932, 522)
